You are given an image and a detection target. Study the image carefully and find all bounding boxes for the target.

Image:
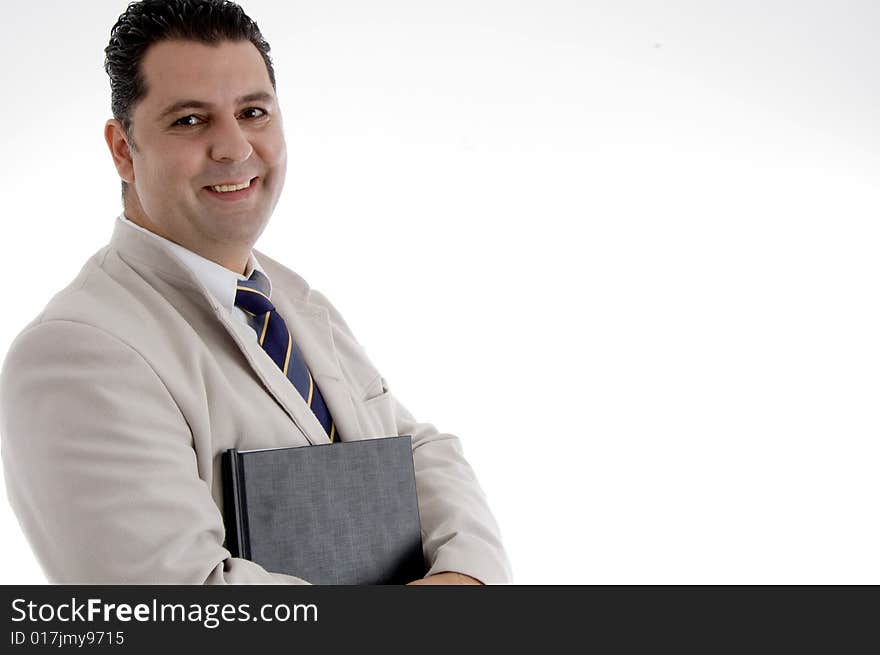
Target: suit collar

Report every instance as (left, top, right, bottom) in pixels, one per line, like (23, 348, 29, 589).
(110, 215, 205, 291)
(114, 214, 272, 310)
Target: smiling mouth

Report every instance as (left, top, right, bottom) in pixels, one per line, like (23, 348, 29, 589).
(204, 176, 258, 193)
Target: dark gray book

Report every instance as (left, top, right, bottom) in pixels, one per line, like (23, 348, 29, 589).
(222, 435, 426, 585)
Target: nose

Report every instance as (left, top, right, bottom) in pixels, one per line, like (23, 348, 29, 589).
(209, 115, 254, 163)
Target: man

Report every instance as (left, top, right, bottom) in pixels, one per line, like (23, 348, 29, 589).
(0, 0, 511, 585)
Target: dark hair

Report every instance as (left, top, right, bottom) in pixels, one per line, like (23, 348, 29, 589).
(103, 0, 276, 201)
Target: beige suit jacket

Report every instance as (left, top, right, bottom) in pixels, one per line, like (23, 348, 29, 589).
(0, 217, 512, 584)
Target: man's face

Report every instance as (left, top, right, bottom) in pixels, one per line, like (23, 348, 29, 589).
(108, 39, 286, 272)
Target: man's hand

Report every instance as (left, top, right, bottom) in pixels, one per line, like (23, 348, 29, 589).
(406, 572, 483, 585)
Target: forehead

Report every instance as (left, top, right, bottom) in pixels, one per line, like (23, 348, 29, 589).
(138, 39, 274, 114)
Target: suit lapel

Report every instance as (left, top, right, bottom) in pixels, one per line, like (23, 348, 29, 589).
(214, 292, 364, 446)
(215, 309, 330, 446)
(273, 295, 364, 443)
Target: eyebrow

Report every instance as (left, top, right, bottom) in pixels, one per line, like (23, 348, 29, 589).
(157, 91, 275, 123)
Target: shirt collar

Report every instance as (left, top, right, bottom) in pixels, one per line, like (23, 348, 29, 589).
(118, 213, 272, 312)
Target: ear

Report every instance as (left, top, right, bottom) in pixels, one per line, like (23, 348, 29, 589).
(104, 119, 135, 184)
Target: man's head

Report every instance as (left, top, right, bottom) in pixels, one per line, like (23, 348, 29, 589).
(103, 0, 286, 273)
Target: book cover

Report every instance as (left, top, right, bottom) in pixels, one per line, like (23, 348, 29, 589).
(223, 435, 426, 585)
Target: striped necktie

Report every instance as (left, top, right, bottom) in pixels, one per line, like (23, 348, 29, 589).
(234, 271, 337, 442)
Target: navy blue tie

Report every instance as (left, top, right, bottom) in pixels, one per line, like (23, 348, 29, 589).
(234, 272, 337, 442)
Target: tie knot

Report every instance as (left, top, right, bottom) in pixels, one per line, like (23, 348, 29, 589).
(235, 275, 275, 315)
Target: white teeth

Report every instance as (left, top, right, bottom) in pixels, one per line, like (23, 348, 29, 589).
(211, 179, 252, 193)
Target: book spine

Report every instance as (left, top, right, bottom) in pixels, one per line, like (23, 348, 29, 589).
(222, 448, 251, 560)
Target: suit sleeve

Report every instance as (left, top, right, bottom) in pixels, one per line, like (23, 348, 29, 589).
(0, 320, 310, 584)
(312, 292, 514, 584)
(392, 395, 514, 584)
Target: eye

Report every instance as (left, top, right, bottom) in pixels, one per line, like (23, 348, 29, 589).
(172, 114, 203, 127)
(242, 107, 268, 119)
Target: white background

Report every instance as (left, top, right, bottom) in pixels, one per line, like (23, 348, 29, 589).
(0, 0, 877, 584)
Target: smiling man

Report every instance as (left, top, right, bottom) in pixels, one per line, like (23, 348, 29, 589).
(0, 0, 511, 585)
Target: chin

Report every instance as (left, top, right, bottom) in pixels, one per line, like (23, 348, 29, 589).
(215, 212, 268, 240)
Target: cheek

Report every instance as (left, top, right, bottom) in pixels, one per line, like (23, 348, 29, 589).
(149, 147, 200, 188)
(259, 128, 287, 168)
